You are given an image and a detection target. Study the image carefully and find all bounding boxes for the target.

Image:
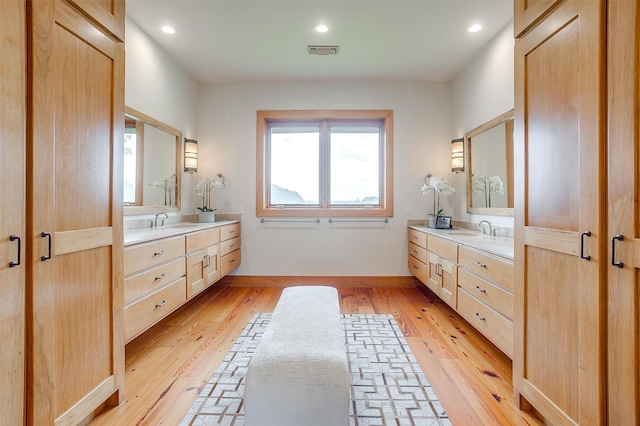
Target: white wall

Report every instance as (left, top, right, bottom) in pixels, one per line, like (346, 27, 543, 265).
(124, 17, 200, 218)
(196, 81, 453, 276)
(450, 21, 515, 228)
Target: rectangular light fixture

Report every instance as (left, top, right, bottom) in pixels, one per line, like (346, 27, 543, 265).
(451, 138, 464, 172)
(184, 138, 198, 173)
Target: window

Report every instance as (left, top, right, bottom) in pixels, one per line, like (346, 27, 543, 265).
(257, 110, 393, 217)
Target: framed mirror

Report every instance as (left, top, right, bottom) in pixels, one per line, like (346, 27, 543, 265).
(465, 109, 514, 216)
(124, 106, 182, 215)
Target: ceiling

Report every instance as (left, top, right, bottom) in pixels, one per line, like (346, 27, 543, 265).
(125, 0, 513, 83)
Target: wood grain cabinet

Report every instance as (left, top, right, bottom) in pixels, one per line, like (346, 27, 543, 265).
(124, 236, 187, 342)
(513, 0, 610, 423)
(220, 223, 241, 276)
(0, 0, 127, 423)
(457, 246, 514, 358)
(0, 1, 26, 424)
(186, 227, 221, 298)
(426, 236, 458, 309)
(408, 228, 428, 284)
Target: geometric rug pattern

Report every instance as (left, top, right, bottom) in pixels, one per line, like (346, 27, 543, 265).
(180, 313, 452, 426)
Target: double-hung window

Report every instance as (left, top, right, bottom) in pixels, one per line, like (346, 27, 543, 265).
(256, 110, 393, 217)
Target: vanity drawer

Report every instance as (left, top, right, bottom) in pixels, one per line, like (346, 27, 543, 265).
(186, 227, 220, 253)
(124, 277, 187, 342)
(428, 235, 458, 262)
(458, 246, 513, 290)
(220, 236, 240, 256)
(221, 249, 241, 276)
(124, 236, 185, 276)
(458, 268, 513, 319)
(408, 241, 427, 263)
(220, 223, 240, 242)
(408, 228, 427, 249)
(408, 254, 427, 284)
(124, 257, 186, 305)
(457, 288, 513, 358)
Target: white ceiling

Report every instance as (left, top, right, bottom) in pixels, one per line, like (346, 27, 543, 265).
(126, 0, 513, 83)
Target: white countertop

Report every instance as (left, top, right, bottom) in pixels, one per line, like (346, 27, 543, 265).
(124, 220, 239, 246)
(408, 225, 514, 261)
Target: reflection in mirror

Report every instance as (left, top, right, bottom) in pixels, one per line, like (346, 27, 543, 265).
(124, 106, 182, 215)
(465, 109, 514, 216)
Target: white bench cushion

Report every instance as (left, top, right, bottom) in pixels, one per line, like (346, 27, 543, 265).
(244, 286, 350, 426)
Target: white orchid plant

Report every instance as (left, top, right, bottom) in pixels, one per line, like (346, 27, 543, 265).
(196, 173, 226, 212)
(420, 174, 456, 216)
(149, 174, 176, 206)
(472, 174, 504, 207)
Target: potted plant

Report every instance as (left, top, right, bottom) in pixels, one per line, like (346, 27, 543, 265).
(196, 174, 226, 222)
(420, 174, 456, 227)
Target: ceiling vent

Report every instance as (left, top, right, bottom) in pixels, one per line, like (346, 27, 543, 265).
(308, 45, 339, 56)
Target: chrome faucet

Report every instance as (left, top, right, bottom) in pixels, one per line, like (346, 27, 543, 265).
(477, 220, 492, 236)
(154, 212, 169, 228)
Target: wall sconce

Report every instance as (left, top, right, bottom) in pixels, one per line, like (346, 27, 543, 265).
(451, 138, 464, 173)
(184, 138, 198, 173)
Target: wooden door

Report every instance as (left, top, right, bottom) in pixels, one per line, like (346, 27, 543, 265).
(513, 0, 606, 424)
(28, 0, 124, 424)
(0, 1, 26, 424)
(426, 252, 440, 295)
(607, 0, 640, 423)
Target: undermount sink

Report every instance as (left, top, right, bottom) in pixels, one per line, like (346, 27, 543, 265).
(167, 223, 202, 229)
(446, 230, 481, 236)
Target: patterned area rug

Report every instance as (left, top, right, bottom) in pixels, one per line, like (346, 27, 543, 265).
(181, 313, 451, 426)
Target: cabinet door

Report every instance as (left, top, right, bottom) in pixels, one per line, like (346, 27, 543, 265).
(439, 258, 457, 309)
(28, 0, 125, 424)
(0, 1, 26, 424)
(205, 244, 221, 285)
(426, 252, 440, 295)
(607, 0, 640, 423)
(187, 249, 207, 298)
(514, 0, 605, 424)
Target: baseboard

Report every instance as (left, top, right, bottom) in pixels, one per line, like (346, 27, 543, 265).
(218, 275, 418, 288)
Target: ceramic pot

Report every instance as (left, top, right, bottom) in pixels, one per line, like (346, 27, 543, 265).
(198, 211, 216, 223)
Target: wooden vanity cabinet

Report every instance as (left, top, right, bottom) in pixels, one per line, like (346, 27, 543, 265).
(457, 246, 514, 358)
(186, 227, 221, 298)
(408, 229, 428, 284)
(426, 236, 458, 309)
(124, 236, 187, 342)
(220, 223, 241, 276)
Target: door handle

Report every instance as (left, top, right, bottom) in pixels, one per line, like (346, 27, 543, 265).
(580, 231, 591, 261)
(611, 234, 624, 268)
(41, 232, 52, 261)
(9, 235, 21, 267)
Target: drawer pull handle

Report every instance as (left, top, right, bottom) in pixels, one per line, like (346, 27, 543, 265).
(230, 230, 236, 234)
(412, 265, 418, 270)
(412, 249, 418, 254)
(154, 273, 167, 281)
(155, 300, 168, 308)
(230, 244, 235, 248)
(474, 286, 486, 294)
(474, 312, 486, 321)
(474, 261, 487, 268)
(230, 259, 236, 264)
(580, 231, 591, 261)
(9, 235, 21, 267)
(41, 232, 52, 261)
(611, 234, 624, 268)
(154, 250, 165, 256)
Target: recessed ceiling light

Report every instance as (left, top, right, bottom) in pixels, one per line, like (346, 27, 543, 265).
(161, 25, 176, 35)
(314, 24, 329, 33)
(468, 24, 482, 33)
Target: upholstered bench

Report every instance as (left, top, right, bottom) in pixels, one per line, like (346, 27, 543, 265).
(244, 286, 350, 426)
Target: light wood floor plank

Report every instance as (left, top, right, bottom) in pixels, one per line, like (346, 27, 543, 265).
(88, 279, 543, 425)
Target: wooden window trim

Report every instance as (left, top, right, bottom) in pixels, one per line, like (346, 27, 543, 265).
(256, 110, 394, 217)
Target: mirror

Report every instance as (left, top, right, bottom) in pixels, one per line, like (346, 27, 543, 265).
(124, 106, 182, 215)
(465, 109, 514, 216)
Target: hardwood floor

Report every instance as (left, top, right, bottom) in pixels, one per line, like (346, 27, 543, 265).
(88, 278, 543, 425)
